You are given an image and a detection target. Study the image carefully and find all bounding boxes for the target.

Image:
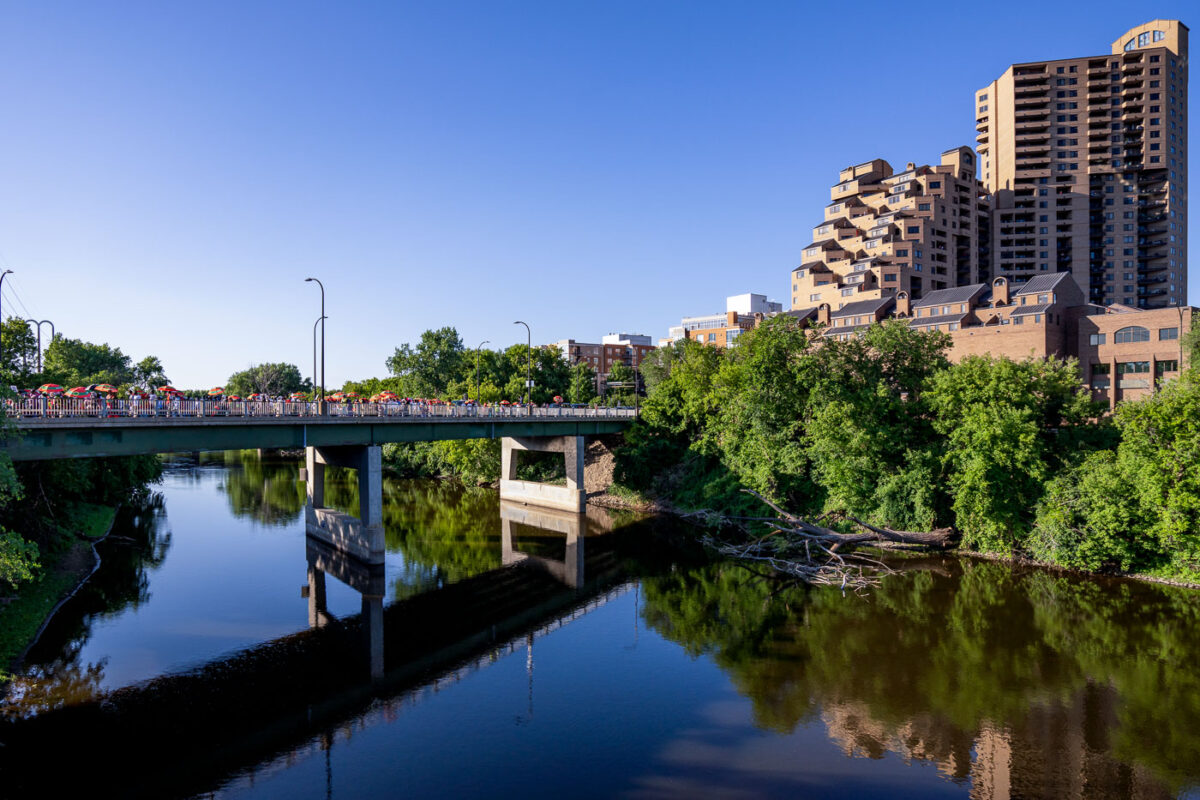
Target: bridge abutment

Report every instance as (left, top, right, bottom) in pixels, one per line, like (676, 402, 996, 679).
(499, 436, 586, 513)
(304, 444, 385, 564)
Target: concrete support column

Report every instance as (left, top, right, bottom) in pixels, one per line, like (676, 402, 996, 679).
(306, 446, 325, 508)
(307, 566, 328, 629)
(362, 594, 384, 682)
(359, 445, 383, 529)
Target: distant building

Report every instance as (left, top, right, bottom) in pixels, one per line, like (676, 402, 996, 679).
(550, 334, 655, 393)
(666, 293, 784, 348)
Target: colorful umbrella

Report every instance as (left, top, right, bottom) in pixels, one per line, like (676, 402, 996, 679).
(89, 383, 119, 394)
(157, 385, 179, 394)
(65, 387, 95, 398)
(227, 395, 242, 401)
(207, 387, 225, 397)
(289, 392, 307, 401)
(326, 392, 346, 403)
(553, 395, 563, 403)
(37, 384, 64, 395)
(247, 393, 267, 401)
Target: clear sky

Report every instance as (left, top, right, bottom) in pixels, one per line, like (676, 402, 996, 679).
(0, 0, 1194, 388)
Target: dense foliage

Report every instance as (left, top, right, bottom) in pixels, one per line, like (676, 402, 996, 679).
(0, 325, 165, 592)
(225, 362, 306, 397)
(614, 316, 1195, 578)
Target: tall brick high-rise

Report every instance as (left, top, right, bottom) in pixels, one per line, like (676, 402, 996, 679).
(975, 20, 1188, 309)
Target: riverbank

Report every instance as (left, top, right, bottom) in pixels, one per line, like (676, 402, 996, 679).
(0, 503, 117, 677)
(590, 482, 1200, 591)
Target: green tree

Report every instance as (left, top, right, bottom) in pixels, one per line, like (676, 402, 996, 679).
(926, 356, 1103, 552)
(0, 318, 40, 384)
(133, 356, 168, 387)
(226, 362, 305, 397)
(386, 327, 466, 398)
(567, 361, 597, 405)
(604, 362, 637, 406)
(802, 321, 951, 527)
(42, 336, 135, 387)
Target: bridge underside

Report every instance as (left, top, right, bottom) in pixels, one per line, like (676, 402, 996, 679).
(2, 417, 628, 461)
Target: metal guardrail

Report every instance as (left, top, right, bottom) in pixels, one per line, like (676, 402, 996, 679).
(4, 398, 638, 422)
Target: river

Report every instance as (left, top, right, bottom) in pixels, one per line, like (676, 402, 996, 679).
(1, 451, 1199, 799)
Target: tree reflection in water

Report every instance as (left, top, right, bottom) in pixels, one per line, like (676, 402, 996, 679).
(640, 557, 1200, 799)
(4, 491, 171, 721)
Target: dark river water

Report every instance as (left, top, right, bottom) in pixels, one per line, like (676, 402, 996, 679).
(2, 451, 1200, 799)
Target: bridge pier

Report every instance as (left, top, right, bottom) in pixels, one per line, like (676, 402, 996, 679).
(305, 445, 385, 564)
(500, 502, 585, 589)
(305, 534, 386, 681)
(499, 436, 586, 513)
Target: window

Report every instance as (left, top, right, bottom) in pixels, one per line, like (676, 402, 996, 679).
(707, 333, 717, 343)
(1117, 361, 1150, 374)
(1159, 326, 1179, 340)
(1157, 360, 1179, 374)
(1092, 363, 1111, 375)
(1115, 326, 1150, 343)
(1154, 30, 1165, 42)
(1089, 333, 1106, 345)
(840, 288, 855, 297)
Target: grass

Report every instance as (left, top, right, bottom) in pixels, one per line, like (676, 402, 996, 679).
(70, 502, 117, 540)
(0, 502, 116, 675)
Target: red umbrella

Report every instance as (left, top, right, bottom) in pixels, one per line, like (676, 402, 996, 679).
(65, 387, 95, 398)
(37, 383, 64, 395)
(207, 387, 225, 397)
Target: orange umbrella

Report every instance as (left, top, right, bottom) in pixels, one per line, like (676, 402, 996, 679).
(37, 383, 64, 395)
(227, 395, 242, 401)
(65, 387, 95, 398)
(207, 387, 224, 397)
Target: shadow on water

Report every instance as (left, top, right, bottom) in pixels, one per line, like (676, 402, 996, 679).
(2, 452, 1199, 799)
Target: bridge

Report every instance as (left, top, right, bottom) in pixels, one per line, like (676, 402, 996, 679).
(3, 401, 637, 562)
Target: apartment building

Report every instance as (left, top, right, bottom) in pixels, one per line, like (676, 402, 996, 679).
(976, 20, 1188, 309)
(789, 272, 1191, 407)
(791, 147, 989, 310)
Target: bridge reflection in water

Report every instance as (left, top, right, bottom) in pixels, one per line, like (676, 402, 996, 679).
(0, 497, 670, 799)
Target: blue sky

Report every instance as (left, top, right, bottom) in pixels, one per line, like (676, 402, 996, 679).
(0, 0, 1194, 388)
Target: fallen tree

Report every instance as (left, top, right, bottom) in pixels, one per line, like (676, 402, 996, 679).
(697, 490, 959, 590)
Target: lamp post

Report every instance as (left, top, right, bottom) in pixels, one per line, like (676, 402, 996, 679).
(24, 319, 54, 372)
(475, 340, 489, 404)
(514, 320, 531, 414)
(312, 315, 326, 402)
(305, 278, 325, 411)
(0, 270, 12, 366)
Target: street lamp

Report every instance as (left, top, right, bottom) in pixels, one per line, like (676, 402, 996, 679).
(0, 270, 12, 366)
(514, 320, 531, 414)
(24, 319, 54, 372)
(305, 278, 325, 410)
(475, 340, 489, 404)
(312, 315, 326, 401)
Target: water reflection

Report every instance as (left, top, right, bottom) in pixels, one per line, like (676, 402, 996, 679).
(3, 452, 1200, 800)
(639, 558, 1200, 799)
(3, 492, 171, 720)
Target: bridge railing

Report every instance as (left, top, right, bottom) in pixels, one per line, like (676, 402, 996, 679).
(4, 397, 638, 421)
